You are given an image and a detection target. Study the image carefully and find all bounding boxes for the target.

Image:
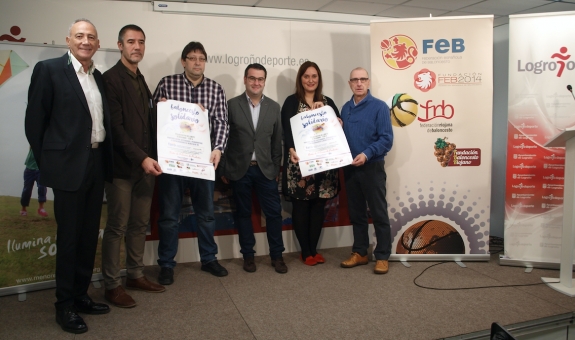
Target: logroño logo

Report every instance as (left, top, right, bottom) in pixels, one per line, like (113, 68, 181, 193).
(413, 69, 436, 92)
(380, 35, 418, 70)
(517, 46, 573, 77)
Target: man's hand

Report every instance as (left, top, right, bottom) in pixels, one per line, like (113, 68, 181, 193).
(141, 157, 162, 176)
(351, 153, 367, 167)
(289, 148, 299, 164)
(211, 149, 222, 170)
(221, 175, 229, 184)
(337, 117, 343, 126)
(197, 103, 206, 111)
(159, 97, 167, 102)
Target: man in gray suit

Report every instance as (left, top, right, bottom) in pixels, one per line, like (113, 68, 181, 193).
(221, 63, 287, 274)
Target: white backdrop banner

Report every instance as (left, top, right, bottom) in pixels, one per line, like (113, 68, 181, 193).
(370, 16, 493, 257)
(504, 11, 575, 263)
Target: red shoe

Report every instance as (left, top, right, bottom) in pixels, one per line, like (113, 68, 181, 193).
(314, 253, 325, 264)
(303, 256, 317, 266)
(37, 208, 48, 217)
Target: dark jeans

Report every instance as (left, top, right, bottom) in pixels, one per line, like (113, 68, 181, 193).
(157, 173, 217, 267)
(21, 168, 47, 207)
(343, 160, 391, 260)
(231, 165, 284, 260)
(291, 198, 327, 259)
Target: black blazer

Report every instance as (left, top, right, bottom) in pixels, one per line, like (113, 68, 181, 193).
(25, 53, 113, 191)
(103, 60, 156, 179)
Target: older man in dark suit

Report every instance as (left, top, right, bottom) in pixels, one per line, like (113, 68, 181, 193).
(101, 24, 165, 310)
(25, 19, 113, 334)
(221, 63, 286, 274)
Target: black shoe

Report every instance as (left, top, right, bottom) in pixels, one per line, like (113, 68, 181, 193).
(74, 296, 110, 315)
(158, 267, 174, 285)
(56, 306, 88, 334)
(243, 257, 256, 273)
(201, 260, 228, 277)
(271, 257, 288, 274)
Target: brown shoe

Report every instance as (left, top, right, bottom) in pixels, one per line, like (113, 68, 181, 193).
(271, 257, 288, 274)
(126, 277, 166, 293)
(374, 260, 389, 274)
(243, 257, 256, 273)
(105, 286, 136, 308)
(340, 252, 369, 268)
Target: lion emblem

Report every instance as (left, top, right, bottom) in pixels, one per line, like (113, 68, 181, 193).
(413, 69, 437, 92)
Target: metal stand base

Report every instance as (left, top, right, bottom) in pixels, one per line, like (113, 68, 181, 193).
(400, 260, 411, 268)
(18, 293, 26, 302)
(455, 261, 466, 268)
(542, 277, 575, 297)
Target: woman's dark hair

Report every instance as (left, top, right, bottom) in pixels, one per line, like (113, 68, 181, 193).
(295, 61, 323, 105)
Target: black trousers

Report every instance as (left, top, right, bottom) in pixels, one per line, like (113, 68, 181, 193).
(343, 160, 391, 260)
(53, 148, 104, 309)
(291, 198, 327, 259)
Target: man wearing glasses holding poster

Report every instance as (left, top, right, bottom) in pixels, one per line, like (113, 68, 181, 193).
(220, 63, 287, 274)
(153, 41, 229, 285)
(340, 67, 394, 275)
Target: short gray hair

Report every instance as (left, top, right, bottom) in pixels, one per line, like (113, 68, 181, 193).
(350, 67, 369, 78)
(68, 18, 97, 36)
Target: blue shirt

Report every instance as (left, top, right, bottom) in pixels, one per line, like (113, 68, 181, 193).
(341, 90, 393, 163)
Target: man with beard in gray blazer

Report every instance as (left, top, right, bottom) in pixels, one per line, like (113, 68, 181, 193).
(220, 63, 287, 274)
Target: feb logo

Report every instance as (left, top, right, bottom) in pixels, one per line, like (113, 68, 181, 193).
(413, 68, 436, 92)
(381, 35, 418, 70)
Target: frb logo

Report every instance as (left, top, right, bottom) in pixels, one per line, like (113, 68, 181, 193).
(422, 39, 465, 54)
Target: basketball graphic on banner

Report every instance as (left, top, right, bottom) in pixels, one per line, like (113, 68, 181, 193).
(396, 220, 465, 254)
(387, 93, 418, 127)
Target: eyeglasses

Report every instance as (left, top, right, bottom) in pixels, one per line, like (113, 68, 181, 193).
(349, 78, 369, 83)
(247, 76, 266, 83)
(186, 56, 206, 63)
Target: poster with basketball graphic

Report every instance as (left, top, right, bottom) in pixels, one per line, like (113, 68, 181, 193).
(504, 12, 575, 265)
(370, 16, 493, 259)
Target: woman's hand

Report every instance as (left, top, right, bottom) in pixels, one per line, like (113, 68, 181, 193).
(289, 148, 299, 164)
(312, 101, 324, 109)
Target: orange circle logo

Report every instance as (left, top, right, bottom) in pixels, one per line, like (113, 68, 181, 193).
(381, 35, 418, 70)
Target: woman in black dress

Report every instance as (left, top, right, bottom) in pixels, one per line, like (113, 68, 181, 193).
(281, 61, 340, 266)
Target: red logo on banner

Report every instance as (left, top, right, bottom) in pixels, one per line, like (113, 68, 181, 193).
(413, 68, 436, 92)
(381, 35, 418, 70)
(418, 99, 454, 121)
(550, 46, 571, 77)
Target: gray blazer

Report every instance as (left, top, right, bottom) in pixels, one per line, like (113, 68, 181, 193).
(222, 93, 282, 181)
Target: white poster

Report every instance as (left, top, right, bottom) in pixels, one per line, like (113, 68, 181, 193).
(370, 16, 493, 257)
(504, 11, 575, 264)
(290, 106, 352, 176)
(157, 100, 215, 181)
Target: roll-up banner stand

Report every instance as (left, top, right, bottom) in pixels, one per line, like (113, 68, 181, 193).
(370, 16, 493, 262)
(503, 11, 575, 269)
